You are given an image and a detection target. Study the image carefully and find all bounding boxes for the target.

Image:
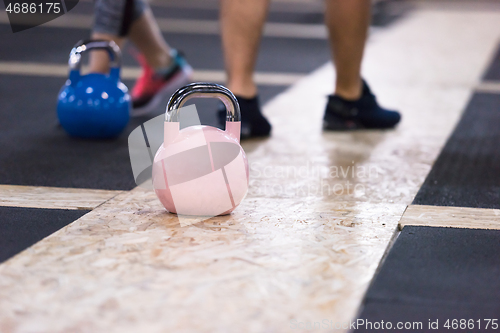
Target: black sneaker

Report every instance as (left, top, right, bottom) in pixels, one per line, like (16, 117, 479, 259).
(217, 95, 272, 139)
(323, 80, 401, 130)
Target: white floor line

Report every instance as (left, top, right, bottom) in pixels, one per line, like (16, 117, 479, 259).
(475, 81, 500, 94)
(0, 11, 328, 39)
(0, 185, 123, 210)
(0, 61, 305, 86)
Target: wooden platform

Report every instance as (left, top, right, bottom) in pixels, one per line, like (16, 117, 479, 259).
(1, 5, 500, 333)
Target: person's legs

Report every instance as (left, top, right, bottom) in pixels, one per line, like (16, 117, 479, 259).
(323, 0, 401, 130)
(89, 0, 131, 73)
(89, 0, 192, 116)
(88, 33, 125, 73)
(218, 0, 272, 138)
(126, 7, 192, 116)
(220, 0, 270, 98)
(325, 0, 370, 100)
(89, 0, 173, 72)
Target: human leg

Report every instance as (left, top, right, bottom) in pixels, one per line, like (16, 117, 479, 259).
(218, 0, 272, 138)
(323, 0, 401, 130)
(220, 0, 270, 98)
(325, 0, 370, 100)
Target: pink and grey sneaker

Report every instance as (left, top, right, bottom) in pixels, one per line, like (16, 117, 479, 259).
(131, 50, 193, 117)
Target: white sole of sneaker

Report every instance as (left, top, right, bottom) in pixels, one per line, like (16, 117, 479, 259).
(130, 65, 194, 118)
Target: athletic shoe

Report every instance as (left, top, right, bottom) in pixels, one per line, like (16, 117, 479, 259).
(131, 50, 193, 117)
(217, 95, 272, 140)
(323, 80, 401, 130)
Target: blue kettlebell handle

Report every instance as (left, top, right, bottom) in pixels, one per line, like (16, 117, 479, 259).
(166, 83, 241, 123)
(68, 39, 122, 84)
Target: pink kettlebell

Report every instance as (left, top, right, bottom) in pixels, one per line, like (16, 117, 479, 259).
(152, 83, 249, 216)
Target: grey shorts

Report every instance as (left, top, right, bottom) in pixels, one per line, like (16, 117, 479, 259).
(93, 0, 147, 37)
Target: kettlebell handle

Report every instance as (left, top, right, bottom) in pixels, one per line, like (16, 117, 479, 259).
(166, 83, 241, 123)
(68, 39, 122, 71)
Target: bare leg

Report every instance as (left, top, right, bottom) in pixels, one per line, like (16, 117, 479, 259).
(325, 0, 371, 100)
(220, 0, 270, 98)
(89, 8, 173, 73)
(128, 8, 173, 69)
(88, 34, 125, 73)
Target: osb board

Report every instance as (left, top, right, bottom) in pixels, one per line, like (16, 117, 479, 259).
(0, 188, 405, 333)
(0, 185, 123, 210)
(400, 204, 500, 230)
(243, 129, 445, 205)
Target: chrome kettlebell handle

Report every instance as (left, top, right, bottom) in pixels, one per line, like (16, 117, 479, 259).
(68, 39, 122, 71)
(166, 83, 241, 123)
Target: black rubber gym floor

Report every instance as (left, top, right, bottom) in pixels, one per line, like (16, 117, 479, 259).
(0, 24, 331, 73)
(0, 74, 286, 190)
(72, 0, 327, 24)
(0, 206, 89, 263)
(412, 45, 500, 209)
(356, 226, 500, 333)
(483, 43, 500, 81)
(357, 45, 500, 330)
(412, 92, 500, 209)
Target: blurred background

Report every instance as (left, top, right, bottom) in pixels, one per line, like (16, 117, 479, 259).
(0, 0, 412, 190)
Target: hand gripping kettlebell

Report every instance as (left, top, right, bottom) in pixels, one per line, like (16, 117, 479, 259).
(57, 40, 130, 139)
(152, 83, 249, 216)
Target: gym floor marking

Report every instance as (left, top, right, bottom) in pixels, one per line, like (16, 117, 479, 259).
(0, 12, 328, 39)
(154, 18, 328, 39)
(399, 205, 500, 231)
(0, 185, 123, 210)
(145, 0, 324, 10)
(0, 61, 305, 86)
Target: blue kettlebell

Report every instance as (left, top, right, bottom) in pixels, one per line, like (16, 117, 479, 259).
(57, 40, 130, 139)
